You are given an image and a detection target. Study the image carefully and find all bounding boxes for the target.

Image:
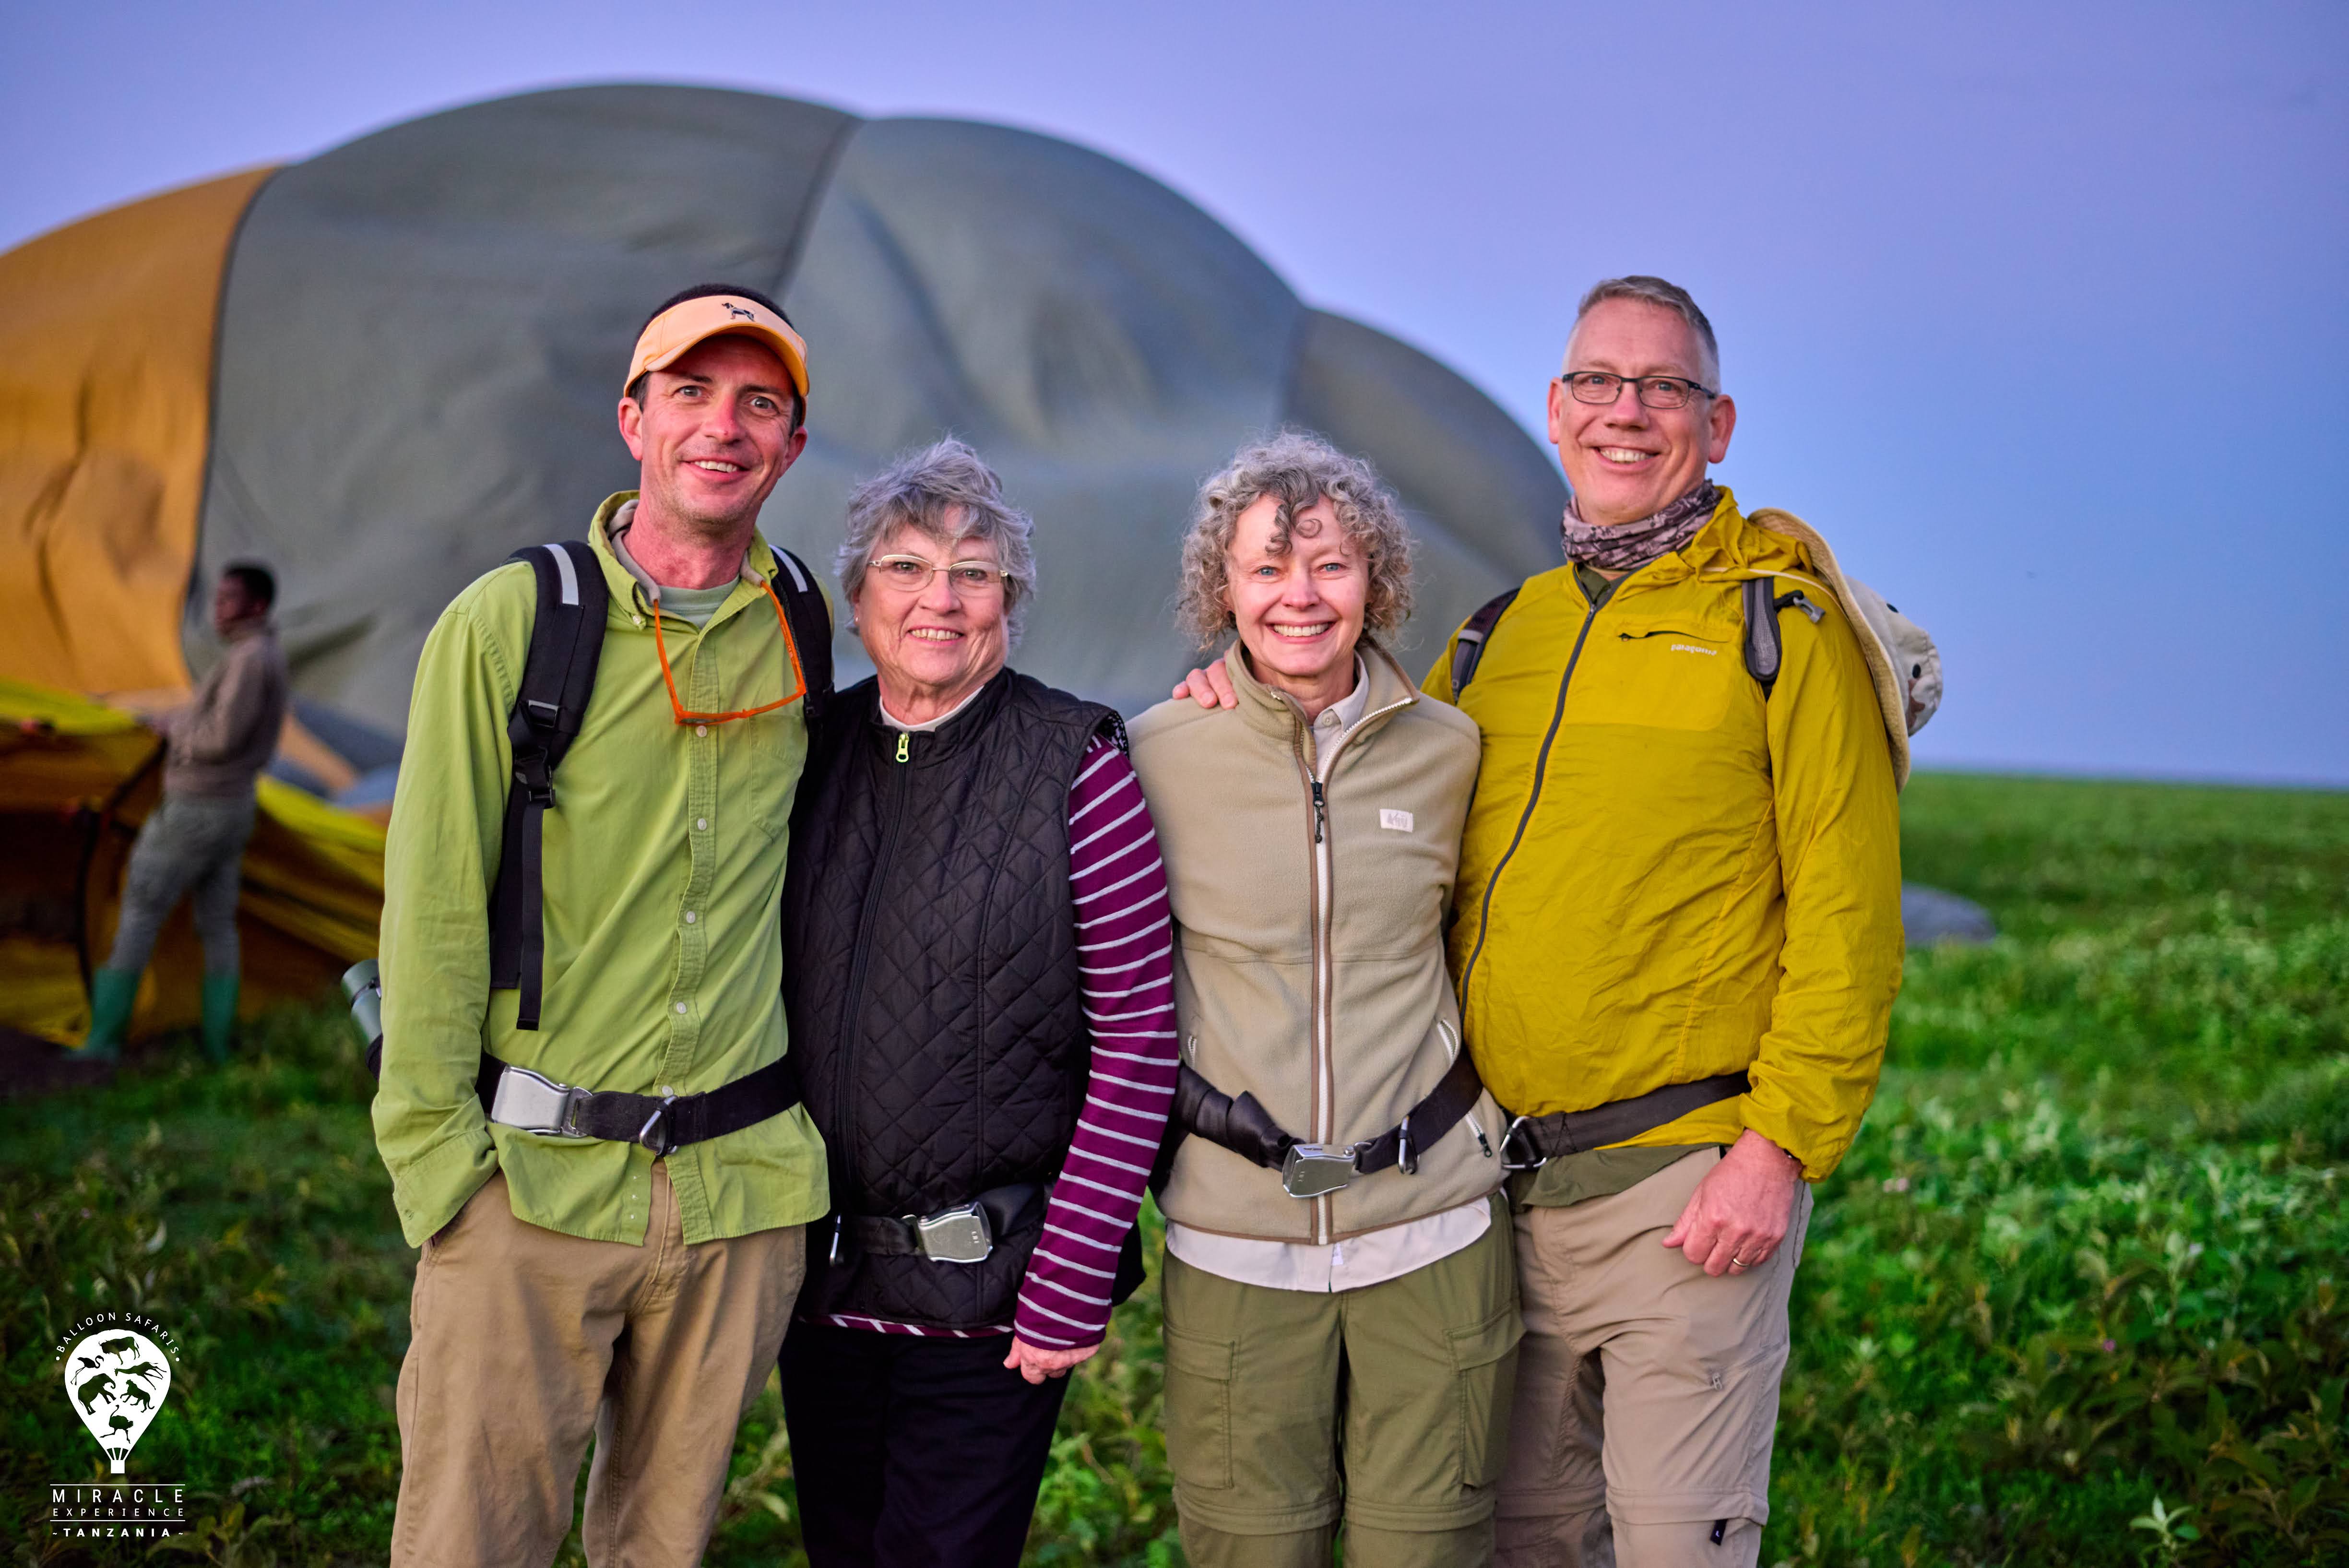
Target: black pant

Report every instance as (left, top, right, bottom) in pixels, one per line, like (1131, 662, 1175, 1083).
(781, 1319, 1071, 1568)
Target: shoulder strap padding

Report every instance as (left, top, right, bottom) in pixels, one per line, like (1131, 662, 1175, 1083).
(1741, 576, 1782, 694)
(767, 545, 834, 725)
(1743, 506, 1918, 790)
(487, 540, 610, 1016)
(1448, 586, 1522, 701)
(513, 540, 610, 767)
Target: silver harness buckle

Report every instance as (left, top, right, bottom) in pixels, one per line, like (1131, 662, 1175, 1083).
(488, 1065, 592, 1138)
(1281, 1143, 1360, 1199)
(913, 1201, 993, 1264)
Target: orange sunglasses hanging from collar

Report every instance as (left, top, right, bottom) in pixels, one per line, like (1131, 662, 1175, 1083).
(648, 574, 807, 725)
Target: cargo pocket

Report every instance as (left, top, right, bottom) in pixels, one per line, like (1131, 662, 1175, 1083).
(1163, 1326, 1237, 1491)
(1448, 1307, 1525, 1488)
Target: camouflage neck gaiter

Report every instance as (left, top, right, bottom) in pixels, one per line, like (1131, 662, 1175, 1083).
(1559, 481, 1720, 573)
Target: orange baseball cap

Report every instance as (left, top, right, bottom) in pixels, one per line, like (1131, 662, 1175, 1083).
(625, 294, 810, 399)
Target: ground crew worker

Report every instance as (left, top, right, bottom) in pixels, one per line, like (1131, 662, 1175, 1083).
(82, 561, 288, 1063)
(372, 284, 830, 1568)
(1178, 275, 1903, 1566)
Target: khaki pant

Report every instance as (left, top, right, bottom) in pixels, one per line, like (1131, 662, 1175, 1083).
(1496, 1149, 1813, 1568)
(391, 1166, 805, 1568)
(1162, 1195, 1522, 1568)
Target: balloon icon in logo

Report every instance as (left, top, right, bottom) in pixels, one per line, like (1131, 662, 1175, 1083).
(62, 1330, 171, 1473)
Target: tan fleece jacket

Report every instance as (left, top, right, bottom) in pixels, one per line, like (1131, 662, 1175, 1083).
(1128, 643, 1505, 1244)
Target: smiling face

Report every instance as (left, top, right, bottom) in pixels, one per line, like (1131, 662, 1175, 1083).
(1548, 297, 1737, 526)
(1224, 493, 1369, 711)
(849, 515, 1011, 717)
(617, 333, 807, 540)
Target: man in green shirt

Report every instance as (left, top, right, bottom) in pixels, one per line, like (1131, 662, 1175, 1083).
(373, 284, 829, 1568)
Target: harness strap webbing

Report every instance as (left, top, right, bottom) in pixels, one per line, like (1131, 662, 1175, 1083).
(834, 1183, 1046, 1258)
(1501, 1070, 1752, 1164)
(477, 1052, 802, 1152)
(1173, 1047, 1487, 1177)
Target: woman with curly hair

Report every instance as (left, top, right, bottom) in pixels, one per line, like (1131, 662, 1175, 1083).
(1128, 431, 1520, 1567)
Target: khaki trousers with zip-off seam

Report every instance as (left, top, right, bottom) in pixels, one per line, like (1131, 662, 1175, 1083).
(390, 1167, 804, 1568)
(1496, 1148, 1812, 1568)
(1163, 1193, 1522, 1567)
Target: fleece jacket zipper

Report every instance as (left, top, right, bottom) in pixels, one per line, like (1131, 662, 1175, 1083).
(1289, 684, 1412, 1244)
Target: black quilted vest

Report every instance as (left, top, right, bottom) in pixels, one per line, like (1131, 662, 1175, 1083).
(783, 668, 1128, 1329)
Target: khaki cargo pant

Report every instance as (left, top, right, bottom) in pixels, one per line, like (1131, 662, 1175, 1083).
(391, 1167, 805, 1568)
(1162, 1195, 1523, 1568)
(1496, 1149, 1813, 1568)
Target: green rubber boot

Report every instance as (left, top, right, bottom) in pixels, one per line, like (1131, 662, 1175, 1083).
(200, 973, 240, 1065)
(80, 967, 140, 1063)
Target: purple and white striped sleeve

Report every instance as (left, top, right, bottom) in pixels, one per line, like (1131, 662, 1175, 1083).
(1012, 732, 1178, 1350)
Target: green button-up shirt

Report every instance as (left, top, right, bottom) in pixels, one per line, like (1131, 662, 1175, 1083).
(371, 493, 829, 1247)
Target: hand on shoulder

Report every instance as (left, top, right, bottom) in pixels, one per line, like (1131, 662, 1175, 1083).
(1170, 663, 1238, 710)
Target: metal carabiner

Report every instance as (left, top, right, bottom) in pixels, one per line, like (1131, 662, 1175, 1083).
(636, 1091, 679, 1155)
(1498, 1114, 1549, 1172)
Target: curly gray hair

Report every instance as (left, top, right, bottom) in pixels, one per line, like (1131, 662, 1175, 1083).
(1176, 431, 1415, 650)
(836, 438, 1038, 642)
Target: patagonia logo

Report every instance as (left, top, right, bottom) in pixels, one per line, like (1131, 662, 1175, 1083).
(1379, 809, 1414, 832)
(1670, 643, 1718, 656)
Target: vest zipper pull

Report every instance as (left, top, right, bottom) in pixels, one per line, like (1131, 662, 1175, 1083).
(1311, 780, 1326, 843)
(896, 732, 910, 763)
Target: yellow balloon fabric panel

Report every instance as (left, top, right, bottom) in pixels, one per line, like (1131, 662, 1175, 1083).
(0, 166, 274, 697)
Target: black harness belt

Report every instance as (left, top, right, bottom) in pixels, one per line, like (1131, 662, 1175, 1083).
(1174, 1048, 1488, 1199)
(830, 1184, 1046, 1266)
(1497, 1071, 1752, 1169)
(476, 1053, 802, 1156)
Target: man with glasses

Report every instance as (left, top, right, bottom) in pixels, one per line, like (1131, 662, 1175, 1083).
(1450, 278, 1900, 1565)
(1179, 275, 1902, 1565)
(374, 284, 831, 1568)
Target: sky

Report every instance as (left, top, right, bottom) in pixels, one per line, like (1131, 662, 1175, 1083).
(7, 0, 2344, 784)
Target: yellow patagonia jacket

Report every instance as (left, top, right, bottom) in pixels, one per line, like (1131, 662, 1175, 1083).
(1422, 488, 1902, 1180)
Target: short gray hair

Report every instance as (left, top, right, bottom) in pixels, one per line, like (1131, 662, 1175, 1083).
(1176, 430, 1414, 649)
(836, 439, 1039, 641)
(1569, 275, 1720, 389)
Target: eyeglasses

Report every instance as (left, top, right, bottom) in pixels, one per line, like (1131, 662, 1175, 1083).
(866, 554, 1010, 595)
(1558, 371, 1716, 410)
(649, 576, 807, 726)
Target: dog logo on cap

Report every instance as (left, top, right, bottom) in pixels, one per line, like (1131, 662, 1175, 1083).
(721, 303, 756, 320)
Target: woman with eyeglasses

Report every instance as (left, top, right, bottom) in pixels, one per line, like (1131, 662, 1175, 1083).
(1130, 431, 1518, 1567)
(776, 439, 1176, 1567)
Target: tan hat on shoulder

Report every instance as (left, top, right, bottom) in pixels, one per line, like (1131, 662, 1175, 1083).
(625, 293, 809, 398)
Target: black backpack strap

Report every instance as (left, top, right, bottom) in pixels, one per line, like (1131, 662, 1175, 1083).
(1741, 576, 1783, 696)
(1742, 576, 1826, 701)
(487, 541, 610, 1031)
(767, 546, 833, 725)
(1448, 586, 1522, 701)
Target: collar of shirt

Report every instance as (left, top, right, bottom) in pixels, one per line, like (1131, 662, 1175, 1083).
(1310, 656, 1371, 744)
(606, 498, 761, 608)
(878, 681, 991, 734)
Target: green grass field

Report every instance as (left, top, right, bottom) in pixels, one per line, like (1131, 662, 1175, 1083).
(4, 772, 2345, 1566)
